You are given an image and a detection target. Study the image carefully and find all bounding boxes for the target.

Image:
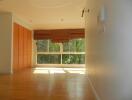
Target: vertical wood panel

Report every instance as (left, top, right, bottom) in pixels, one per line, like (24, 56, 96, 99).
(27, 30, 32, 68)
(22, 26, 24, 69)
(27, 30, 30, 68)
(29, 30, 32, 67)
(13, 23, 19, 71)
(26, 29, 29, 68)
(18, 25, 24, 70)
(23, 28, 28, 68)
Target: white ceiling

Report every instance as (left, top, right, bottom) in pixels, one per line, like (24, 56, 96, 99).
(0, 0, 86, 29)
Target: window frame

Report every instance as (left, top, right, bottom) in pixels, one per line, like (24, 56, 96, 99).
(34, 39, 85, 67)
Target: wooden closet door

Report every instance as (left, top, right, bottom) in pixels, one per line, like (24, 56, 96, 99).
(23, 28, 28, 68)
(18, 25, 24, 69)
(13, 23, 19, 71)
(29, 30, 32, 67)
(27, 30, 32, 68)
(13, 23, 32, 72)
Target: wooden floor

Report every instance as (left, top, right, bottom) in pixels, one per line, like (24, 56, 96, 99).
(0, 68, 96, 100)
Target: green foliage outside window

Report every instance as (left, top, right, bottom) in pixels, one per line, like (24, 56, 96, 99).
(62, 54, 85, 64)
(49, 40, 60, 52)
(36, 39, 85, 64)
(63, 39, 85, 52)
(36, 40, 48, 52)
(37, 54, 61, 64)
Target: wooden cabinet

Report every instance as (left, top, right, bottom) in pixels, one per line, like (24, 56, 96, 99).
(13, 23, 32, 72)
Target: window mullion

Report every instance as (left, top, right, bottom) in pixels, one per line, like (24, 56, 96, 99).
(60, 43, 63, 64)
(48, 40, 49, 52)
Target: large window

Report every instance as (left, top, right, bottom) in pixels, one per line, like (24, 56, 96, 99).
(36, 39, 85, 65)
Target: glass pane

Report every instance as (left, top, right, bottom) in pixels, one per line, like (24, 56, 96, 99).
(49, 54, 61, 64)
(63, 39, 85, 52)
(36, 40, 48, 52)
(37, 54, 61, 64)
(37, 54, 50, 64)
(49, 40, 60, 52)
(76, 39, 85, 52)
(62, 42, 69, 52)
(69, 39, 76, 52)
(62, 54, 85, 64)
(63, 40, 76, 52)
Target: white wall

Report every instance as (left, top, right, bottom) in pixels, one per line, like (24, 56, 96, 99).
(0, 12, 12, 74)
(85, 0, 132, 100)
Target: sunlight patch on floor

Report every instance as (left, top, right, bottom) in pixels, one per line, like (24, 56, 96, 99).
(33, 67, 86, 74)
(34, 69, 49, 74)
(67, 70, 85, 74)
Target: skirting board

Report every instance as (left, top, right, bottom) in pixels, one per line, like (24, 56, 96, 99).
(88, 76, 101, 100)
(0, 71, 12, 74)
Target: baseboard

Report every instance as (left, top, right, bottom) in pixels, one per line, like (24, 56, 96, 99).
(88, 77, 101, 100)
(0, 71, 12, 74)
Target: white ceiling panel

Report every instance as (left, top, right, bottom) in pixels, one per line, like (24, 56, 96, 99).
(0, 0, 85, 29)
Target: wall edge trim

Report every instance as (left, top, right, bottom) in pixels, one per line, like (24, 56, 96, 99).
(88, 76, 101, 100)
